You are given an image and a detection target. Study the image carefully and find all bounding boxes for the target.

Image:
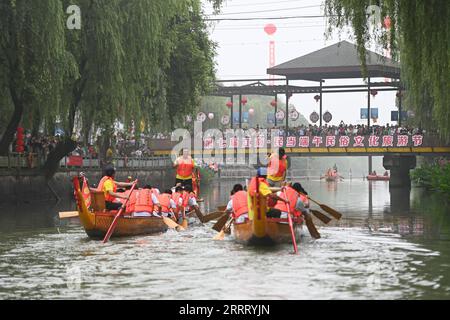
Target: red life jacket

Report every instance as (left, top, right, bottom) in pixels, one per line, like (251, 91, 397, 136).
(158, 193, 172, 213)
(181, 192, 189, 207)
(274, 186, 302, 217)
(126, 189, 154, 213)
(98, 176, 117, 202)
(177, 157, 194, 178)
(248, 177, 269, 197)
(268, 155, 287, 178)
(172, 192, 182, 205)
(232, 191, 248, 218)
(171, 192, 182, 214)
(299, 194, 309, 208)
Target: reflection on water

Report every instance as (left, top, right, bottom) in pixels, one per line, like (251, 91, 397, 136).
(0, 179, 449, 300)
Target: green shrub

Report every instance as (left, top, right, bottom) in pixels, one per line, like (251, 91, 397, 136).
(411, 163, 450, 196)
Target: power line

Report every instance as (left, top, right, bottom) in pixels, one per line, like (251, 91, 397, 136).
(217, 0, 314, 8)
(217, 38, 325, 45)
(208, 4, 321, 16)
(213, 24, 326, 30)
(205, 15, 331, 21)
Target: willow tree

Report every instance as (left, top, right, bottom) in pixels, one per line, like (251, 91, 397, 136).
(43, 0, 221, 177)
(0, 0, 67, 155)
(164, 0, 218, 129)
(324, 0, 450, 140)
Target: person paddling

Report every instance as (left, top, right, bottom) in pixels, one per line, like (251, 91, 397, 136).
(126, 185, 160, 217)
(267, 183, 308, 219)
(98, 165, 137, 211)
(225, 184, 249, 224)
(157, 190, 177, 219)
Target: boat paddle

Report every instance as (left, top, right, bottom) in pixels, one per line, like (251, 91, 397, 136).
(213, 216, 234, 240)
(217, 205, 227, 212)
(283, 189, 298, 254)
(102, 180, 138, 243)
(59, 211, 79, 219)
(310, 209, 332, 224)
(202, 211, 227, 223)
(181, 208, 188, 229)
(163, 216, 185, 231)
(212, 212, 229, 232)
(299, 193, 343, 220)
(304, 211, 321, 239)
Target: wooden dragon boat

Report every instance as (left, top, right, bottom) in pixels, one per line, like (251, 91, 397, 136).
(233, 191, 303, 246)
(73, 177, 168, 240)
(367, 174, 390, 181)
(325, 175, 339, 182)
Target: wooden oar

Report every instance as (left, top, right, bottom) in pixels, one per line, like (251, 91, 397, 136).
(283, 189, 298, 254)
(102, 181, 138, 243)
(300, 193, 343, 220)
(193, 206, 206, 223)
(304, 213, 321, 239)
(212, 213, 229, 232)
(59, 211, 79, 219)
(202, 211, 226, 223)
(163, 217, 185, 231)
(310, 209, 332, 224)
(181, 208, 188, 229)
(213, 217, 234, 240)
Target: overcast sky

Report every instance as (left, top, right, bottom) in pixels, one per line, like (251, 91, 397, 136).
(202, 0, 398, 127)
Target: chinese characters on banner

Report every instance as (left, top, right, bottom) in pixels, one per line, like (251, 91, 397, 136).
(202, 135, 424, 149)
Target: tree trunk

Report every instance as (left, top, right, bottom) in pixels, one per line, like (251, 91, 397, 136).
(0, 87, 24, 156)
(41, 138, 77, 180)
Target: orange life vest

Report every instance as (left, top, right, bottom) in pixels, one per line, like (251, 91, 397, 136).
(274, 186, 302, 217)
(299, 194, 309, 208)
(158, 193, 172, 213)
(232, 191, 248, 218)
(171, 192, 182, 214)
(177, 157, 194, 178)
(172, 192, 182, 205)
(248, 177, 269, 197)
(98, 176, 117, 202)
(126, 189, 154, 213)
(268, 155, 287, 178)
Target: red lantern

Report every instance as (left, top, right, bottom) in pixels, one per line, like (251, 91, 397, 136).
(264, 24, 277, 36)
(383, 16, 392, 29)
(370, 89, 378, 98)
(314, 95, 321, 103)
(226, 101, 233, 108)
(16, 127, 25, 153)
(241, 97, 248, 105)
(270, 100, 277, 108)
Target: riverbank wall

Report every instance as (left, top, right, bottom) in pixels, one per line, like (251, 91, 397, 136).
(0, 168, 175, 205)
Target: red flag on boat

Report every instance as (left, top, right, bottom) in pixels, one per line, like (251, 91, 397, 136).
(81, 177, 91, 208)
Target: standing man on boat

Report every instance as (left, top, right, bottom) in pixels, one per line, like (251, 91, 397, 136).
(267, 148, 288, 187)
(98, 165, 137, 211)
(173, 148, 197, 190)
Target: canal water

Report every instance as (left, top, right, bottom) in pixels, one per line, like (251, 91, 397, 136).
(0, 179, 449, 300)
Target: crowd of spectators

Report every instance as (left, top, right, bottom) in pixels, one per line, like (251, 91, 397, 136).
(271, 122, 426, 137)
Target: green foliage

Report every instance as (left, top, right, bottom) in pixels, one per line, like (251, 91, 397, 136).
(0, 0, 222, 146)
(324, 0, 450, 141)
(411, 163, 450, 196)
(0, 0, 67, 137)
